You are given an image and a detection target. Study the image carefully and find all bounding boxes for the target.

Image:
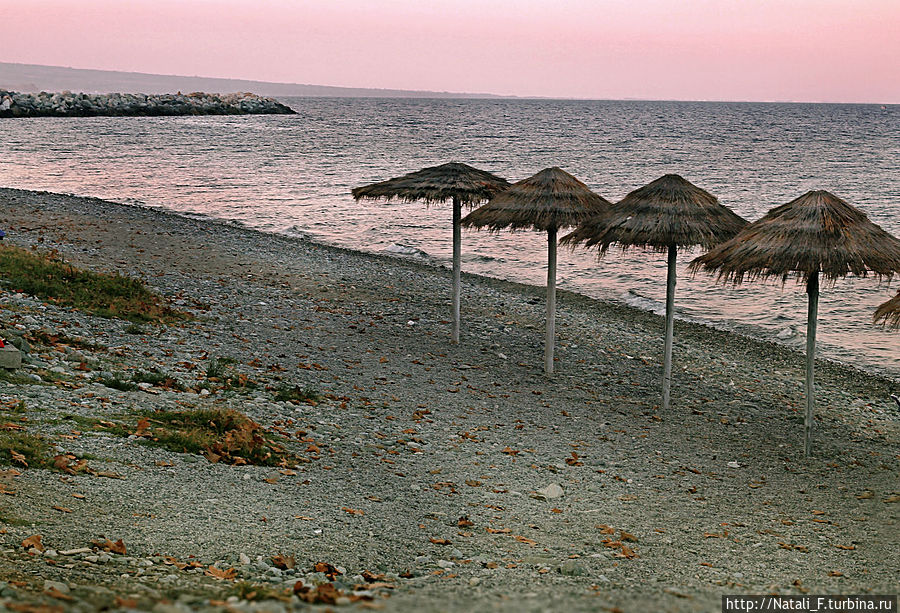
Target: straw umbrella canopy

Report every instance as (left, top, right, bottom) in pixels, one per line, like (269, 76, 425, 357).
(352, 162, 510, 344)
(874, 291, 900, 329)
(562, 174, 747, 410)
(461, 167, 611, 374)
(691, 190, 900, 456)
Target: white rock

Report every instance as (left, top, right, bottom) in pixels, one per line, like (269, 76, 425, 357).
(532, 483, 564, 500)
(43, 580, 69, 594)
(776, 327, 794, 339)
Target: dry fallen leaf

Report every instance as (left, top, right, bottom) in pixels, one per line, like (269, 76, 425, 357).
(342, 507, 364, 516)
(565, 452, 584, 466)
(114, 597, 138, 608)
(314, 562, 342, 579)
(616, 545, 639, 559)
(205, 566, 237, 581)
(10, 450, 27, 467)
(620, 530, 638, 542)
(132, 418, 151, 437)
(22, 534, 44, 552)
(271, 554, 296, 570)
(93, 538, 127, 555)
(45, 586, 73, 601)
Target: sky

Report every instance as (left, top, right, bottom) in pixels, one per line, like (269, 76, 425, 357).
(2, 0, 898, 102)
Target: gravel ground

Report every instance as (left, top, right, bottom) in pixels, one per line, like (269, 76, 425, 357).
(0, 187, 897, 613)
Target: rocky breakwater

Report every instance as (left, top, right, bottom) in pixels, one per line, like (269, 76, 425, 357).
(0, 90, 296, 117)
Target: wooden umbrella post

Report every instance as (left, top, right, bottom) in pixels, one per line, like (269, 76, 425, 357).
(451, 196, 461, 344)
(804, 271, 819, 457)
(545, 227, 557, 375)
(662, 245, 677, 411)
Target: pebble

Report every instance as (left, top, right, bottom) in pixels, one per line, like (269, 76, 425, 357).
(43, 580, 70, 594)
(532, 483, 564, 500)
(558, 561, 586, 576)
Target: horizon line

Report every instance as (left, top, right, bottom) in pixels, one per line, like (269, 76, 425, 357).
(2, 61, 897, 106)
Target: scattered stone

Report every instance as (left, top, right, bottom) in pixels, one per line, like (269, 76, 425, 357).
(43, 579, 70, 594)
(558, 561, 586, 576)
(532, 483, 564, 500)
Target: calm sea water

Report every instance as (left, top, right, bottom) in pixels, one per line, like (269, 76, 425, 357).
(1, 98, 898, 377)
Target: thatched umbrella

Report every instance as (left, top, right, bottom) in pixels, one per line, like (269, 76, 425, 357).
(691, 190, 900, 456)
(874, 291, 900, 329)
(352, 162, 510, 344)
(461, 167, 611, 374)
(562, 174, 747, 410)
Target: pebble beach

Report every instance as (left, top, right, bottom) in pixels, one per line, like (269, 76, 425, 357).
(0, 187, 897, 612)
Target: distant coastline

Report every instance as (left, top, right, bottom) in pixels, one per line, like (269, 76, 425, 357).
(0, 90, 295, 117)
(0, 62, 514, 100)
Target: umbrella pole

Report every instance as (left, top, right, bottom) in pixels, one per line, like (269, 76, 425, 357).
(804, 271, 819, 457)
(452, 196, 461, 344)
(545, 228, 557, 375)
(662, 245, 677, 411)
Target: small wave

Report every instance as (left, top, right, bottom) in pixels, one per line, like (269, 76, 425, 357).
(468, 253, 504, 263)
(282, 224, 311, 240)
(620, 290, 666, 316)
(383, 243, 430, 259)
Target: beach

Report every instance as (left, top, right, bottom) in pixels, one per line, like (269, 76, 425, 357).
(0, 187, 897, 612)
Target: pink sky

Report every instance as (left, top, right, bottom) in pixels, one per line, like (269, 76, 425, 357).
(2, 0, 898, 102)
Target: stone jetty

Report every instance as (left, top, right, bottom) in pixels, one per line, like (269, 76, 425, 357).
(0, 90, 295, 117)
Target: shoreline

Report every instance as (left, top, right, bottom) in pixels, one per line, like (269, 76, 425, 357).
(0, 187, 897, 611)
(9, 185, 899, 386)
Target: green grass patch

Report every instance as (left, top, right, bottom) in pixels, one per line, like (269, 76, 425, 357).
(0, 244, 186, 323)
(28, 329, 106, 352)
(99, 373, 138, 392)
(0, 430, 53, 469)
(0, 509, 31, 526)
(273, 384, 321, 405)
(0, 370, 45, 386)
(0, 400, 28, 414)
(205, 356, 237, 379)
(230, 581, 292, 602)
(123, 323, 147, 335)
(132, 369, 184, 391)
(205, 357, 257, 393)
(106, 408, 298, 467)
(99, 369, 184, 392)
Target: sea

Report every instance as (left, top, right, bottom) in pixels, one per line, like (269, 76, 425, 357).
(0, 98, 898, 378)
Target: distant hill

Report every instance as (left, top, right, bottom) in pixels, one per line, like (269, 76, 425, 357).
(0, 62, 510, 99)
